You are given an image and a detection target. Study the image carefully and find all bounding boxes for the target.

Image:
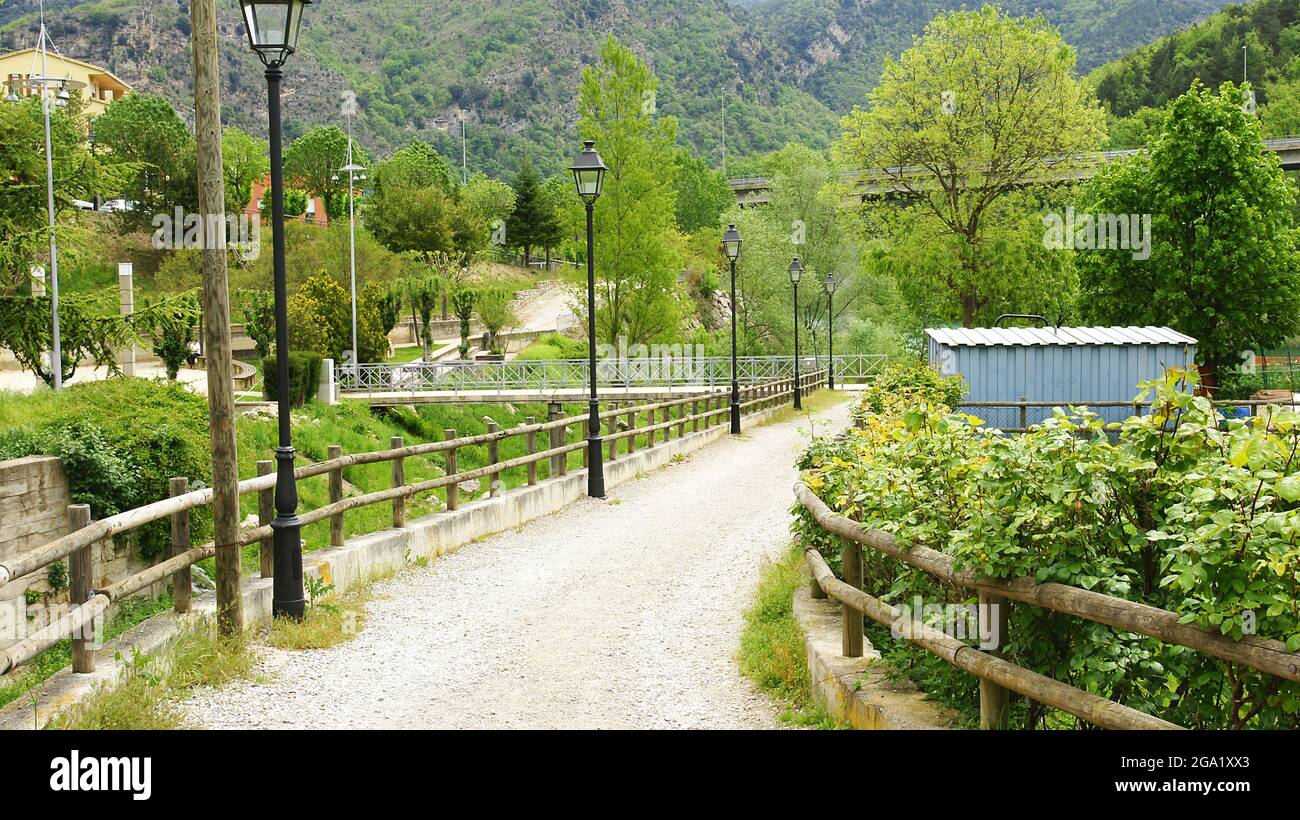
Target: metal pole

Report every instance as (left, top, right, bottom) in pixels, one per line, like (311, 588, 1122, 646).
(267, 65, 304, 619)
(585, 202, 605, 498)
(729, 257, 740, 434)
(793, 282, 802, 410)
(461, 116, 467, 186)
(827, 290, 835, 390)
(39, 26, 62, 390)
(347, 132, 358, 368)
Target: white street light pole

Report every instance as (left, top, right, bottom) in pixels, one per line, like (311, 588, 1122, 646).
(338, 105, 365, 370)
(8, 5, 86, 390)
(39, 28, 62, 390)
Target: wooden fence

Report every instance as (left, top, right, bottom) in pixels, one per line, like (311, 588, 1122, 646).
(0, 373, 826, 679)
(794, 483, 1300, 731)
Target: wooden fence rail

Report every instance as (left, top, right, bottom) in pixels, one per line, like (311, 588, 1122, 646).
(794, 481, 1300, 730)
(0, 372, 827, 678)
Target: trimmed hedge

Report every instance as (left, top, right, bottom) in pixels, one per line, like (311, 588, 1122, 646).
(261, 351, 323, 407)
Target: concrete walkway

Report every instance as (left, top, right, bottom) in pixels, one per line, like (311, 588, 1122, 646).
(183, 397, 850, 729)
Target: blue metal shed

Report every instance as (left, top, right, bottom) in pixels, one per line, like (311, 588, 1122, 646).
(927, 326, 1198, 427)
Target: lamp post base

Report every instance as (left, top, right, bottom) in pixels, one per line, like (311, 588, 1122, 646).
(586, 438, 606, 499)
(730, 401, 741, 434)
(586, 398, 605, 499)
(271, 445, 304, 620)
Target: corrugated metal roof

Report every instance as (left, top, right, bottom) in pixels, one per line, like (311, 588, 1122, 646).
(926, 326, 1197, 348)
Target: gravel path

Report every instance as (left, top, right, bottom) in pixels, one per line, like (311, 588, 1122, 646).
(184, 398, 850, 729)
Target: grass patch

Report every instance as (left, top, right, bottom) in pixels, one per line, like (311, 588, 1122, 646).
(764, 388, 851, 426)
(45, 625, 254, 730)
(387, 345, 426, 364)
(265, 574, 382, 651)
(515, 332, 587, 361)
(738, 544, 842, 729)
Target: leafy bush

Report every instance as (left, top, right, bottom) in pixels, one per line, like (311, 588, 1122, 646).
(0, 379, 213, 560)
(261, 351, 324, 407)
(853, 360, 965, 419)
(799, 367, 1300, 729)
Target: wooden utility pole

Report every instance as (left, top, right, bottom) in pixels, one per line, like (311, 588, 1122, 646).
(190, 0, 244, 636)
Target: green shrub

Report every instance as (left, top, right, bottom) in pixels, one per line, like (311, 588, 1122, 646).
(799, 366, 1300, 729)
(261, 351, 323, 407)
(854, 360, 964, 418)
(0, 379, 213, 560)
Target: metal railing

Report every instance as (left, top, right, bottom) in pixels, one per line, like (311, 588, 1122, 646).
(338, 354, 886, 395)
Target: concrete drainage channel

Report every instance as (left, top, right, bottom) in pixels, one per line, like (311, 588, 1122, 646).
(0, 400, 795, 730)
(792, 586, 959, 729)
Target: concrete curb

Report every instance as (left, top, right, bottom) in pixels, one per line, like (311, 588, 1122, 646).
(1, 400, 796, 729)
(792, 585, 958, 730)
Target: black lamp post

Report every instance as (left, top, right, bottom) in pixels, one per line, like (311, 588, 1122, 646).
(571, 140, 608, 499)
(239, 0, 312, 619)
(823, 271, 838, 390)
(723, 224, 742, 434)
(788, 256, 804, 411)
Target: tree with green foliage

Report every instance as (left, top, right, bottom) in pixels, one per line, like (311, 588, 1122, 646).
(452, 287, 478, 359)
(506, 156, 560, 266)
(464, 172, 516, 253)
(366, 183, 454, 260)
(372, 140, 456, 194)
(1078, 81, 1300, 380)
(221, 127, 269, 217)
(475, 288, 516, 354)
(0, 295, 126, 386)
(578, 36, 684, 345)
(287, 272, 352, 361)
(141, 291, 201, 380)
(401, 270, 442, 361)
(93, 93, 196, 230)
(0, 94, 121, 293)
(242, 291, 276, 358)
(672, 149, 733, 234)
(836, 6, 1105, 327)
(283, 125, 369, 213)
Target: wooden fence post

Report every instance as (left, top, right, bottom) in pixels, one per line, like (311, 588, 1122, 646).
(692, 399, 700, 433)
(810, 574, 827, 599)
(979, 590, 1012, 729)
(487, 422, 501, 497)
(67, 504, 96, 673)
(258, 460, 274, 578)
(548, 403, 564, 478)
(626, 407, 637, 454)
(391, 436, 407, 528)
(170, 477, 192, 614)
(677, 402, 686, 438)
(581, 418, 589, 468)
(841, 539, 864, 658)
(525, 418, 538, 486)
(328, 445, 345, 547)
(444, 429, 458, 511)
(1019, 396, 1028, 432)
(607, 411, 619, 461)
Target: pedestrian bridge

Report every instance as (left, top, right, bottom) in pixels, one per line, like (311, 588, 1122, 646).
(335, 355, 886, 405)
